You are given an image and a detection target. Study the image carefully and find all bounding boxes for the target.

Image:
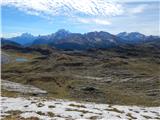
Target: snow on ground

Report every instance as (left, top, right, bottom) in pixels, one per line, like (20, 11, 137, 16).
(1, 80, 47, 95)
(1, 97, 160, 120)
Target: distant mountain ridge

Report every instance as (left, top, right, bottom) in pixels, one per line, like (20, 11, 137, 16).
(117, 32, 159, 43)
(2, 30, 160, 50)
(1, 38, 21, 47)
(7, 33, 36, 45)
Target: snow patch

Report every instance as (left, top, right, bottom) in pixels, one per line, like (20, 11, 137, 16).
(1, 97, 160, 120)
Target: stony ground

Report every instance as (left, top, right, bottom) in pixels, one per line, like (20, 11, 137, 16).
(1, 48, 160, 106)
(1, 46, 160, 120)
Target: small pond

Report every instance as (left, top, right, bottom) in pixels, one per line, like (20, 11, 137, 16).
(15, 58, 29, 62)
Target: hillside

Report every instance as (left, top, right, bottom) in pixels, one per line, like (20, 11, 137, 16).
(1, 39, 160, 106)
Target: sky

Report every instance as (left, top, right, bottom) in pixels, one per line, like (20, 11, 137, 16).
(1, 0, 159, 38)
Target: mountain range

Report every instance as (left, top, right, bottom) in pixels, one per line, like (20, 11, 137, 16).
(6, 33, 36, 45)
(2, 29, 160, 50)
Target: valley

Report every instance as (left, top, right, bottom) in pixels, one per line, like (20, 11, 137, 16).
(1, 41, 160, 105)
(1, 0, 160, 119)
(1, 31, 160, 120)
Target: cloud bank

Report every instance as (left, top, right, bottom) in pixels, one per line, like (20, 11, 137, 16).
(129, 4, 148, 14)
(1, 0, 148, 25)
(77, 18, 111, 25)
(1, 0, 123, 17)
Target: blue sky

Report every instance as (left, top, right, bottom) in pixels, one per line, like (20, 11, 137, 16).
(1, 0, 159, 38)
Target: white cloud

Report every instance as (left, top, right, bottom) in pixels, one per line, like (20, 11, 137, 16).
(106, 0, 154, 3)
(0, 0, 149, 26)
(1, 32, 22, 38)
(93, 19, 111, 25)
(128, 4, 148, 14)
(77, 18, 111, 25)
(0, 0, 124, 17)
